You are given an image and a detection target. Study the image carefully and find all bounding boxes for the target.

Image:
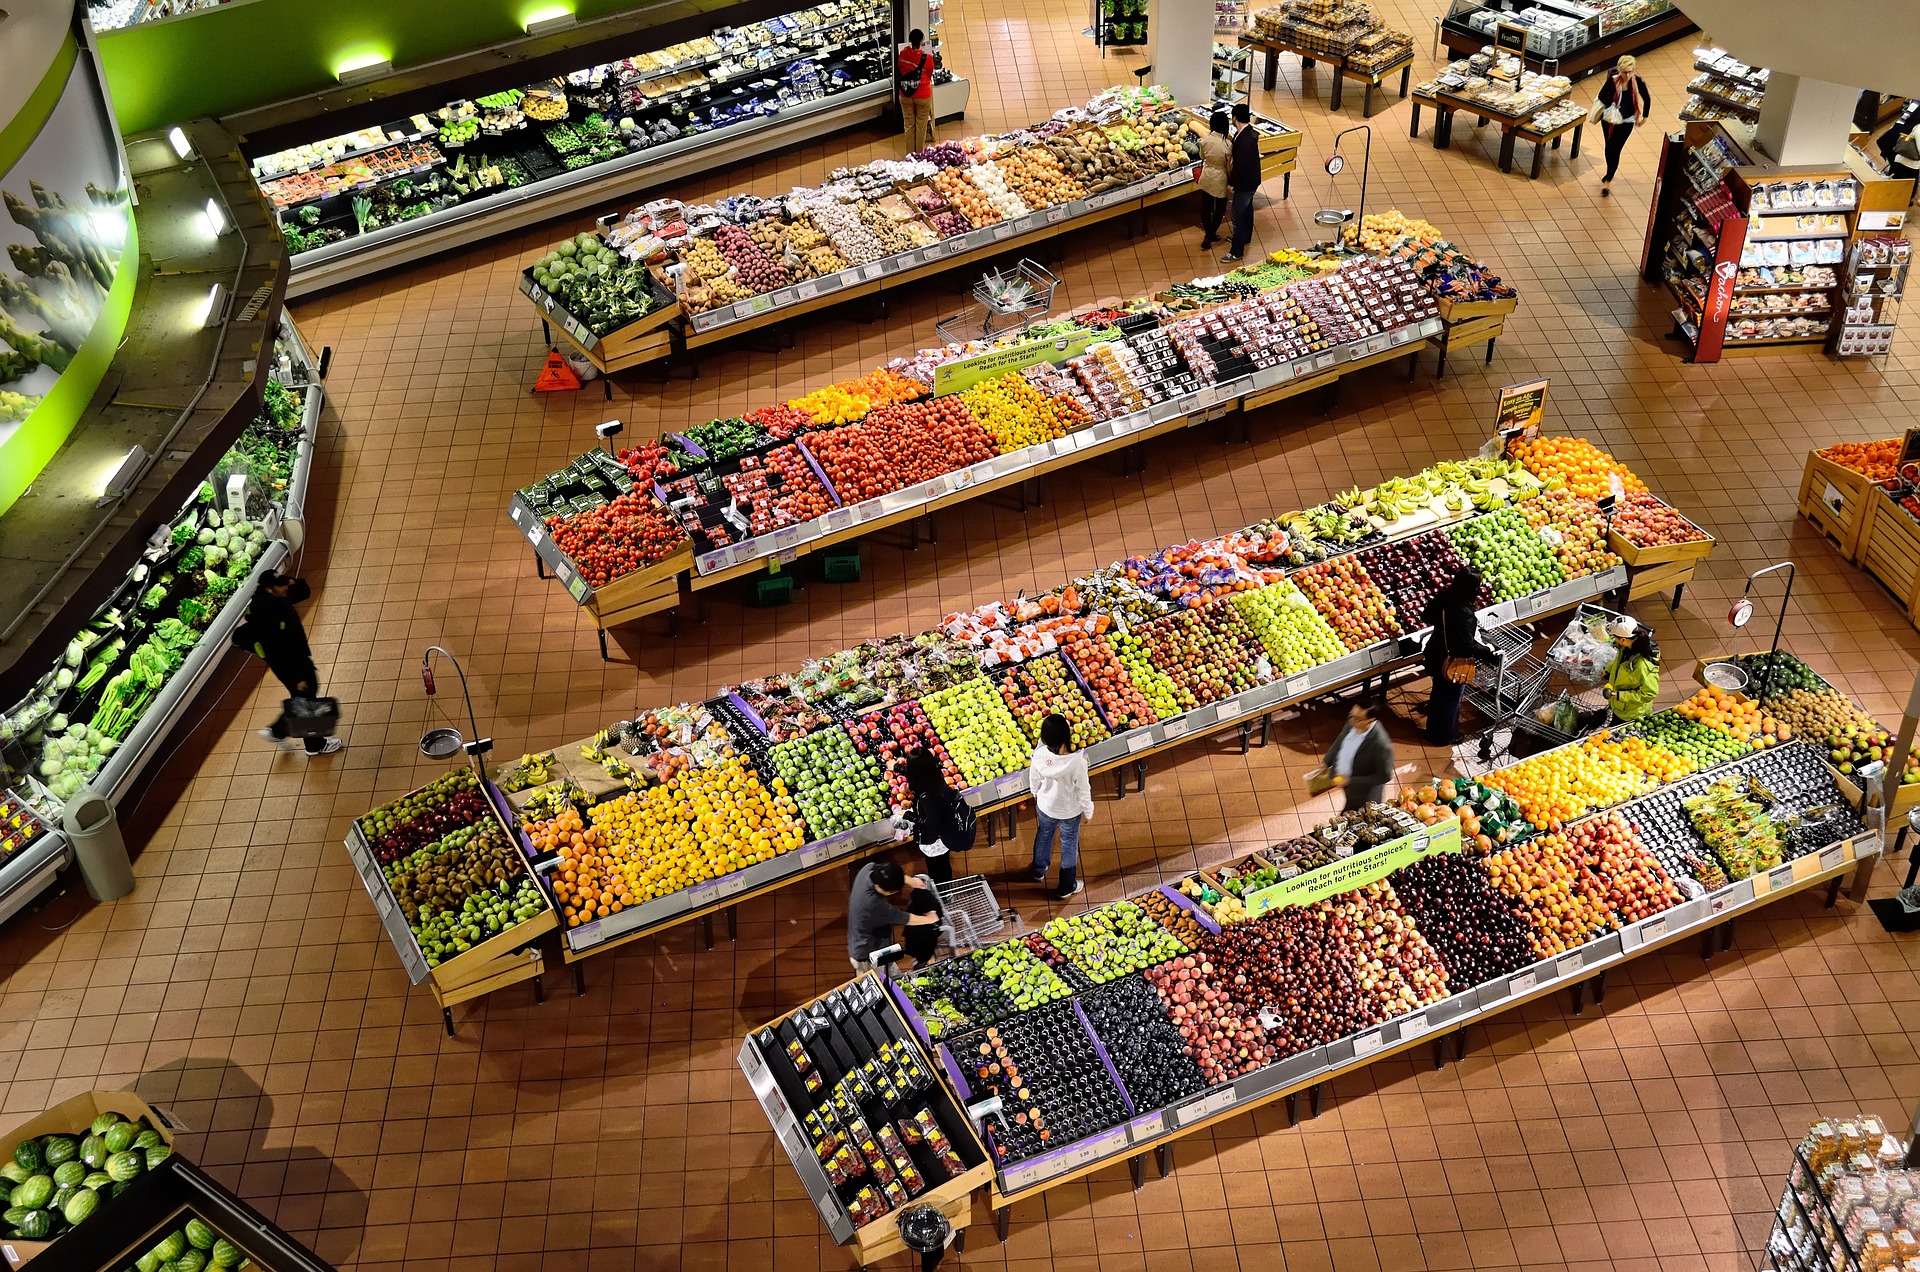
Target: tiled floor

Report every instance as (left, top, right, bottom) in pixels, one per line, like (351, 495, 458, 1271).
(4, 3, 1920, 1269)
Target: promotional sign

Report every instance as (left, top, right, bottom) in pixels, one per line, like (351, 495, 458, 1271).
(1494, 378, 1550, 453)
(931, 328, 1094, 397)
(1244, 817, 1462, 915)
(1493, 22, 1529, 56)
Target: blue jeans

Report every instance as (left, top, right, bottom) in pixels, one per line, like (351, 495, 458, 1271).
(1031, 811, 1081, 874)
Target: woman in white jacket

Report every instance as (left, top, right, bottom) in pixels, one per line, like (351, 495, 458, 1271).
(1028, 714, 1094, 899)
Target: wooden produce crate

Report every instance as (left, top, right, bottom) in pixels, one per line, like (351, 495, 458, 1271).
(1859, 489, 1920, 611)
(1796, 448, 1882, 561)
(1433, 293, 1519, 322)
(1607, 511, 1716, 567)
(582, 542, 692, 627)
(1625, 557, 1700, 604)
(1, 1091, 178, 1267)
(1832, 768, 1920, 820)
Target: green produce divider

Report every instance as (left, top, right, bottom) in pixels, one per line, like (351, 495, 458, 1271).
(1244, 816, 1464, 916)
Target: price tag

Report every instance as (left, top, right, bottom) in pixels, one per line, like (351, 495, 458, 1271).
(1128, 1112, 1165, 1143)
(1399, 1011, 1430, 1040)
(1176, 1088, 1235, 1126)
(565, 575, 590, 604)
(1127, 731, 1155, 754)
(993, 224, 1015, 241)
(756, 1082, 790, 1123)
(1769, 863, 1794, 891)
(1352, 1030, 1384, 1057)
(1507, 969, 1537, 995)
(824, 508, 855, 533)
(1315, 352, 1337, 370)
(798, 843, 830, 869)
(732, 300, 753, 319)
(527, 524, 546, 548)
(1556, 952, 1584, 979)
(1284, 674, 1310, 698)
(1161, 718, 1188, 740)
(797, 280, 819, 300)
(1639, 915, 1667, 942)
(1047, 206, 1067, 223)
(1216, 697, 1241, 718)
(1820, 845, 1845, 870)
(1278, 863, 1300, 880)
(570, 918, 602, 945)
(554, 560, 574, 584)
(860, 263, 883, 281)
(739, 1038, 764, 1080)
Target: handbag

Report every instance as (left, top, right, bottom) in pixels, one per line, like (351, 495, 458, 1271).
(1305, 768, 1340, 796)
(1444, 656, 1477, 685)
(899, 49, 929, 96)
(274, 696, 340, 738)
(1587, 98, 1605, 125)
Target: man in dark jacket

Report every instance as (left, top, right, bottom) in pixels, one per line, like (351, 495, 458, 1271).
(1320, 702, 1393, 811)
(1222, 103, 1262, 263)
(232, 572, 341, 755)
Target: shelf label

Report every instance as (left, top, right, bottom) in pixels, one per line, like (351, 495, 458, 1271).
(860, 263, 884, 281)
(824, 508, 855, 533)
(1216, 697, 1241, 719)
(1507, 969, 1537, 995)
(1284, 674, 1310, 698)
(527, 524, 546, 548)
(1128, 1112, 1165, 1143)
(373, 888, 393, 918)
(1820, 845, 1845, 870)
(1769, 862, 1794, 891)
(1176, 1087, 1236, 1126)
(992, 224, 1015, 241)
(1641, 915, 1668, 942)
(1161, 717, 1188, 740)
(797, 280, 820, 300)
(1398, 1010, 1430, 1040)
(1556, 951, 1584, 979)
(565, 574, 590, 604)
(1352, 1029, 1384, 1058)
(771, 288, 795, 307)
(1127, 731, 1155, 754)
(1047, 206, 1068, 223)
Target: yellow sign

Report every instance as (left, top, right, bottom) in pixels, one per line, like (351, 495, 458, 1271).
(1244, 817, 1462, 915)
(931, 329, 1093, 397)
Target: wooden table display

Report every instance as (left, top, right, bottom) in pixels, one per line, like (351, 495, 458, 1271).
(1421, 292, 1519, 376)
(1514, 112, 1586, 179)
(1239, 33, 1413, 115)
(740, 745, 1881, 1244)
(1608, 503, 1715, 610)
(1412, 87, 1572, 174)
(1798, 446, 1885, 562)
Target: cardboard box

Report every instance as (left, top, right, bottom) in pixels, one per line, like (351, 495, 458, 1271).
(0, 1091, 177, 1268)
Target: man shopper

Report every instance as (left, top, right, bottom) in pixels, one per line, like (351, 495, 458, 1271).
(232, 572, 341, 756)
(1222, 103, 1261, 263)
(897, 29, 937, 154)
(848, 859, 940, 972)
(1319, 701, 1394, 811)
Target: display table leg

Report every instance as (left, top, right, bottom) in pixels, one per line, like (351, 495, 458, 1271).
(1330, 69, 1344, 111)
(1453, 1029, 1469, 1061)
(1399, 64, 1411, 98)
(1134, 760, 1147, 793)
(1485, 338, 1496, 364)
(574, 963, 587, 996)
(1283, 171, 1291, 199)
(996, 1209, 1010, 1242)
(443, 1008, 455, 1037)
(1308, 1083, 1324, 1117)
(1570, 124, 1582, 159)
(1498, 128, 1517, 173)
(1852, 853, 1878, 902)
(726, 904, 738, 941)
(1826, 877, 1845, 908)
(1363, 79, 1376, 117)
(1435, 341, 1450, 377)
(1569, 979, 1586, 1015)
(1129, 1155, 1146, 1190)
(1671, 583, 1685, 610)
(1239, 720, 1253, 753)
(532, 974, 544, 1005)
(1700, 927, 1717, 960)
(1895, 826, 1911, 858)
(1155, 1143, 1172, 1177)
(1719, 920, 1735, 953)
(1116, 770, 1128, 800)
(1286, 1091, 1299, 1123)
(1405, 348, 1419, 380)
(1301, 54, 1315, 69)
(1410, 100, 1422, 138)
(1265, 48, 1279, 91)
(598, 629, 610, 662)
(1259, 712, 1272, 746)
(1530, 140, 1545, 180)
(954, 1228, 965, 1253)
(1592, 970, 1608, 1004)
(1432, 1038, 1445, 1070)
(700, 913, 715, 951)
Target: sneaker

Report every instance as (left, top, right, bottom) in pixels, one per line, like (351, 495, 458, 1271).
(1028, 866, 1048, 884)
(1219, 253, 1244, 263)
(306, 737, 344, 757)
(1052, 877, 1085, 901)
(1600, 187, 1611, 197)
(259, 728, 297, 752)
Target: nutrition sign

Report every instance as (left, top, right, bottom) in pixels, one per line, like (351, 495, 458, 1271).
(1244, 817, 1462, 916)
(932, 329, 1094, 396)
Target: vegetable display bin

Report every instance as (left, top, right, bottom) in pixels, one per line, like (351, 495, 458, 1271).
(0, 1090, 178, 1268)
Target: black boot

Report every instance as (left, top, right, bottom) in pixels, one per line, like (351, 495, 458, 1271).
(1052, 866, 1084, 901)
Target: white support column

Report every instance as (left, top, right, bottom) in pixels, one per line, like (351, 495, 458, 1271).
(1753, 73, 1860, 166)
(1148, 0, 1216, 108)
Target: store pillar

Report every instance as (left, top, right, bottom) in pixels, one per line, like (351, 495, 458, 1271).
(1754, 73, 1861, 166)
(1147, 0, 1214, 109)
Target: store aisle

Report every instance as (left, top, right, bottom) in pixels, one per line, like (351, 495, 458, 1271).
(2, 1, 1919, 1269)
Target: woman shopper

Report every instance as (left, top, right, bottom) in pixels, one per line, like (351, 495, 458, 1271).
(1421, 568, 1498, 747)
(1028, 713, 1093, 899)
(897, 29, 937, 154)
(1595, 55, 1651, 195)
(1197, 110, 1232, 250)
(900, 747, 974, 884)
(1603, 617, 1661, 722)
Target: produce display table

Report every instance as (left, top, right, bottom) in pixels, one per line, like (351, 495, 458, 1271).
(1513, 113, 1585, 179)
(739, 735, 1881, 1246)
(529, 150, 1301, 379)
(1423, 293, 1519, 376)
(1859, 488, 1920, 624)
(1414, 88, 1572, 175)
(1797, 446, 1880, 562)
(1237, 35, 1412, 115)
(1609, 503, 1715, 609)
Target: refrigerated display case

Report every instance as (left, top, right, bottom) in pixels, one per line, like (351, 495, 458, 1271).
(1436, 0, 1695, 78)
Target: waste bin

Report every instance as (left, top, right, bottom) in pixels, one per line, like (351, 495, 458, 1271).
(62, 791, 133, 901)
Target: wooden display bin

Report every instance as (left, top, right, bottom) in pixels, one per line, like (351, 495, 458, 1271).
(1832, 768, 1920, 820)
(0, 1091, 178, 1268)
(583, 543, 692, 628)
(1859, 489, 1920, 612)
(1433, 293, 1519, 322)
(1606, 514, 1715, 567)
(1796, 447, 1882, 561)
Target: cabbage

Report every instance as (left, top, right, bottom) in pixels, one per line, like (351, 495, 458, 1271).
(66, 723, 86, 739)
(196, 528, 216, 545)
(203, 546, 228, 567)
(213, 528, 231, 549)
(49, 713, 68, 733)
(54, 669, 74, 690)
(222, 509, 241, 528)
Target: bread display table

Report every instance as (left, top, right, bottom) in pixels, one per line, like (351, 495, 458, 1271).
(1239, 33, 1412, 115)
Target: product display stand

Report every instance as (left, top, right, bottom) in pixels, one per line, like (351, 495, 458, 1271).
(1412, 87, 1570, 176)
(1423, 292, 1520, 375)
(1435, 0, 1696, 80)
(1237, 33, 1412, 116)
(1610, 504, 1715, 608)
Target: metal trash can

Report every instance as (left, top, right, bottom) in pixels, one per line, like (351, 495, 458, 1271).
(62, 791, 133, 901)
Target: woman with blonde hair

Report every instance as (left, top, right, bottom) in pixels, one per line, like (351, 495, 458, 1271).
(1594, 54, 1651, 194)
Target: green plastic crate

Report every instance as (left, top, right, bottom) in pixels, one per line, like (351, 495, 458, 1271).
(820, 546, 861, 583)
(754, 574, 796, 607)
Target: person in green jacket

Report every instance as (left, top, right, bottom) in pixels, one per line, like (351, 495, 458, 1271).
(1604, 617, 1660, 721)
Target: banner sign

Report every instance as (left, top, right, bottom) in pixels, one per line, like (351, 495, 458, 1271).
(932, 328, 1094, 396)
(1245, 817, 1462, 915)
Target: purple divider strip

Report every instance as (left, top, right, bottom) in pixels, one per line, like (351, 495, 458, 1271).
(792, 436, 843, 508)
(937, 1042, 972, 1100)
(727, 691, 771, 737)
(482, 777, 537, 858)
(667, 432, 708, 461)
(1158, 883, 1222, 935)
(886, 978, 934, 1052)
(1057, 640, 1121, 734)
(1073, 998, 1135, 1116)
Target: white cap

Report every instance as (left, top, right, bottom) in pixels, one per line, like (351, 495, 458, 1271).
(1607, 616, 1640, 640)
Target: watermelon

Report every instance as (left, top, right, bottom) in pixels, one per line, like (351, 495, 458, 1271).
(134, 1129, 165, 1152)
(12, 1140, 43, 1173)
(88, 1113, 123, 1136)
(174, 1250, 209, 1272)
(49, 1184, 75, 1212)
(62, 1187, 98, 1226)
(83, 1171, 112, 1190)
(11, 1174, 53, 1210)
(185, 1217, 218, 1249)
(0, 1162, 28, 1185)
(153, 1230, 188, 1260)
(2, 1205, 30, 1228)
(52, 1160, 86, 1189)
(15, 1208, 53, 1239)
(42, 1137, 78, 1168)
(135, 1253, 162, 1272)
(80, 1134, 106, 1168)
(210, 1237, 244, 1267)
(102, 1122, 137, 1154)
(146, 1143, 172, 1169)
(105, 1150, 142, 1182)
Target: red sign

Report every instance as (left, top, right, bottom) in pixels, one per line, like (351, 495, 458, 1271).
(1697, 257, 1739, 362)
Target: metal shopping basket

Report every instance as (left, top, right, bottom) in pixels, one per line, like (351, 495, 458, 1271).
(932, 874, 1024, 954)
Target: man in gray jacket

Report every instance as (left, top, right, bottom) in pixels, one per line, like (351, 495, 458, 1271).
(1321, 702, 1393, 811)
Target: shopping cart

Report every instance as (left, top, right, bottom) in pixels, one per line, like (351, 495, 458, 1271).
(932, 874, 1024, 954)
(1514, 603, 1627, 747)
(1463, 621, 1548, 765)
(933, 259, 1061, 346)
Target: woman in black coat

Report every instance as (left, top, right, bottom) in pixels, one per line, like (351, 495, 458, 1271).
(1421, 568, 1498, 746)
(1596, 55, 1652, 194)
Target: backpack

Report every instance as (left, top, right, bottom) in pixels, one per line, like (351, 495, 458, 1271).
(945, 791, 978, 851)
(899, 47, 930, 96)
